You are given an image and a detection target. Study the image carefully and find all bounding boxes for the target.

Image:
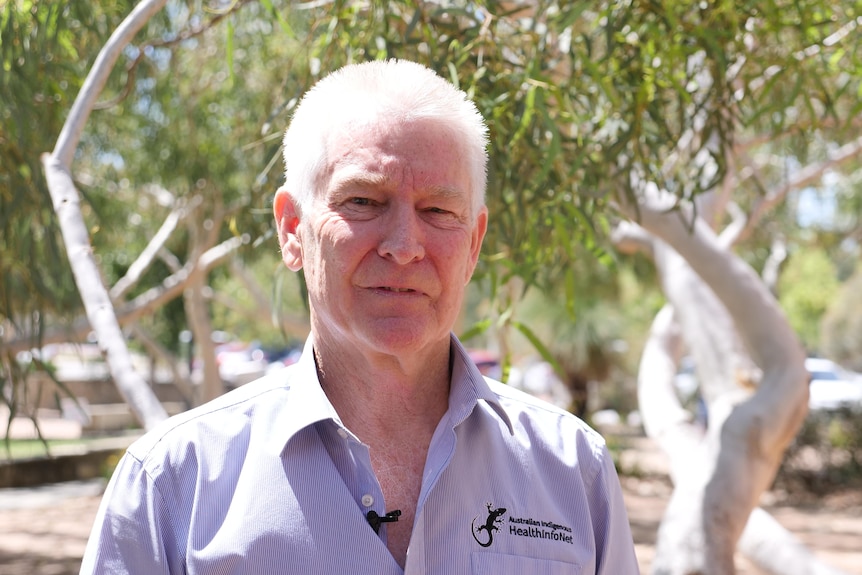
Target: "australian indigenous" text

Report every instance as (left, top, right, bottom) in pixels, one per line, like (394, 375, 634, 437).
(508, 517, 573, 544)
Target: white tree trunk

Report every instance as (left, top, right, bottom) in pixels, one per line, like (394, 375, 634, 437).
(4, 234, 247, 356)
(739, 508, 847, 575)
(635, 303, 846, 575)
(41, 0, 170, 430)
(185, 280, 221, 405)
(42, 157, 168, 430)
(618, 185, 809, 574)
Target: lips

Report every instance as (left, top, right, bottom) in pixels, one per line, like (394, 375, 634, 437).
(357, 276, 433, 296)
(361, 283, 427, 296)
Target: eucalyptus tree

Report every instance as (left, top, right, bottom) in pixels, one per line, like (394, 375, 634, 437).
(603, 3, 861, 573)
(1, 0, 141, 427)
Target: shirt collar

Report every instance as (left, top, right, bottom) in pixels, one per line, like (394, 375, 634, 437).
(270, 335, 343, 454)
(271, 333, 514, 453)
(448, 334, 514, 435)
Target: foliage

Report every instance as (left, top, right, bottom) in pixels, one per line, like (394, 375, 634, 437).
(0, 0, 140, 423)
(1, 1, 115, 335)
(514, 267, 658, 366)
(778, 245, 840, 352)
(821, 267, 862, 370)
(4, 0, 311, 353)
(209, 251, 308, 347)
(775, 407, 862, 494)
(76, 0, 298, 285)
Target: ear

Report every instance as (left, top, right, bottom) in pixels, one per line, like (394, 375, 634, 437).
(273, 186, 303, 272)
(465, 206, 488, 284)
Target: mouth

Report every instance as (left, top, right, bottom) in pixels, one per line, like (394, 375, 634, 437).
(378, 286, 416, 293)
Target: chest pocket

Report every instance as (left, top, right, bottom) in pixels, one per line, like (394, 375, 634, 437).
(472, 552, 581, 574)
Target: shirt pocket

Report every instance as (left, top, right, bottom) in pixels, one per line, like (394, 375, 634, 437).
(472, 552, 581, 574)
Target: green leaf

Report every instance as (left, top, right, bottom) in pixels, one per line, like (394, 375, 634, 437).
(260, 0, 294, 38)
(459, 318, 493, 342)
(511, 84, 537, 146)
(226, 19, 235, 87)
(511, 320, 564, 380)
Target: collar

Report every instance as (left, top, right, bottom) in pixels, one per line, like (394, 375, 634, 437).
(448, 335, 514, 435)
(269, 335, 343, 454)
(270, 333, 514, 454)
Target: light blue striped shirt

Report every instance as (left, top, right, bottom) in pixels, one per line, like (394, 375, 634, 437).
(80, 335, 639, 574)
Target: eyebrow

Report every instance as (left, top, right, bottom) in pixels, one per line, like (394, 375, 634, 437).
(423, 184, 466, 200)
(321, 162, 385, 198)
(328, 172, 388, 196)
(328, 172, 467, 201)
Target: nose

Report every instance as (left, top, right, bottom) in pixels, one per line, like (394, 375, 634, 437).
(378, 207, 425, 264)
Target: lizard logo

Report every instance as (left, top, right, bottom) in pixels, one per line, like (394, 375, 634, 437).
(471, 502, 507, 547)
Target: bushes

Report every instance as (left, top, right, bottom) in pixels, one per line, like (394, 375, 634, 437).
(776, 407, 862, 494)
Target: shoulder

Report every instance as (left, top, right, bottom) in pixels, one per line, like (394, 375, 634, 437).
(126, 367, 296, 465)
(484, 378, 610, 467)
(487, 378, 601, 434)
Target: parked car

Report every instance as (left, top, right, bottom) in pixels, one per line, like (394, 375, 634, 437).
(468, 349, 502, 379)
(806, 357, 862, 411)
(216, 341, 270, 389)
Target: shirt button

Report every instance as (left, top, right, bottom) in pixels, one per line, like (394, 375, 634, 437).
(337, 428, 348, 439)
(361, 494, 374, 507)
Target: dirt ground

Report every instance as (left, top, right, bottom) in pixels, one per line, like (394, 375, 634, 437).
(623, 474, 862, 574)
(619, 434, 862, 574)
(1, 440, 861, 574)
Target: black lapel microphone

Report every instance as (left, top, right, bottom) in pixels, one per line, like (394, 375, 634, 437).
(366, 509, 401, 534)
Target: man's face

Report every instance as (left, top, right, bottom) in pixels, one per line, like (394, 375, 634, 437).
(276, 117, 487, 360)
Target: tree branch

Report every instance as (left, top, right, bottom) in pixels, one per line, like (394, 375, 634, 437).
(127, 323, 194, 406)
(94, 2, 250, 110)
(41, 154, 168, 429)
(739, 134, 862, 241)
(620, 184, 809, 572)
(110, 194, 197, 300)
(609, 220, 656, 258)
(53, 0, 169, 167)
(4, 235, 248, 355)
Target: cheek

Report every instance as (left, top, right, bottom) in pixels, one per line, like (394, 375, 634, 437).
(442, 235, 478, 283)
(433, 250, 473, 293)
(312, 230, 363, 285)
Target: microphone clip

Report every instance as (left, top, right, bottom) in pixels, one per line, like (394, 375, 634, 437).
(366, 509, 402, 534)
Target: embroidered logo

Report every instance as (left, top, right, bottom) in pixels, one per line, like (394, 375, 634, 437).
(508, 516, 574, 544)
(471, 503, 507, 547)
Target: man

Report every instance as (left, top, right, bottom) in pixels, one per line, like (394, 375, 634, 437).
(80, 59, 640, 574)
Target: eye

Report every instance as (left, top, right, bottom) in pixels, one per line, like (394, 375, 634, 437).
(333, 195, 381, 220)
(421, 206, 465, 227)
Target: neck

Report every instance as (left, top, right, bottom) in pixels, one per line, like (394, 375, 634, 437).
(312, 336, 452, 440)
(310, 333, 453, 569)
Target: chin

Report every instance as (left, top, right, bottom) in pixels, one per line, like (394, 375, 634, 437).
(360, 321, 447, 356)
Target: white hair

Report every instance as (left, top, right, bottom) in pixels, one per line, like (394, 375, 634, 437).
(282, 59, 488, 218)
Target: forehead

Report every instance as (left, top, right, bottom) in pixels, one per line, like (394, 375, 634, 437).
(322, 117, 471, 197)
